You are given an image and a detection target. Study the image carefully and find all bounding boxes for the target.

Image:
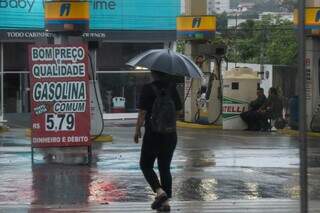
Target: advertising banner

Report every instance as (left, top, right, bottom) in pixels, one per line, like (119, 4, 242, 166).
(0, 0, 180, 30)
(0, 30, 108, 40)
(222, 96, 248, 130)
(29, 44, 91, 148)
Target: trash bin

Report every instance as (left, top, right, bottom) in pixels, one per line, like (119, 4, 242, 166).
(223, 67, 260, 130)
(112, 97, 126, 113)
(289, 96, 299, 130)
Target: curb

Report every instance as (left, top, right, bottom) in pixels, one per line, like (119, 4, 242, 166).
(177, 121, 222, 129)
(0, 126, 9, 133)
(278, 128, 320, 138)
(0, 199, 310, 212)
(26, 129, 113, 142)
(176, 122, 320, 138)
(26, 129, 31, 137)
(93, 135, 113, 142)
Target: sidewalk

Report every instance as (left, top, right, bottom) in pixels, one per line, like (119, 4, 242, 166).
(2, 200, 320, 213)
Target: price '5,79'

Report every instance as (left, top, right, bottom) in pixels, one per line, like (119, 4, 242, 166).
(45, 113, 75, 131)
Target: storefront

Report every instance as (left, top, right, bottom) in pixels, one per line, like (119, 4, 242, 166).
(0, 0, 181, 118)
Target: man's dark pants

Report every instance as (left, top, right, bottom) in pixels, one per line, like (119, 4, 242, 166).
(140, 128, 177, 198)
(240, 110, 261, 130)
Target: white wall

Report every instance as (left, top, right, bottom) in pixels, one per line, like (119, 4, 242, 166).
(259, 12, 294, 22)
(222, 62, 273, 96)
(228, 18, 249, 28)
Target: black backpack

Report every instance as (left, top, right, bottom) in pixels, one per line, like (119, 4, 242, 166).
(150, 84, 176, 133)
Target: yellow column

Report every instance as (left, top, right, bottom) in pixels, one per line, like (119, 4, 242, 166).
(185, 0, 207, 15)
(306, 0, 320, 6)
(305, 0, 320, 130)
(183, 0, 207, 122)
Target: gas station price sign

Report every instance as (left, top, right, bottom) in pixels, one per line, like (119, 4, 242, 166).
(29, 44, 91, 148)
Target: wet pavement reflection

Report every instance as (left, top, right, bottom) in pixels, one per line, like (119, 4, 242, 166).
(32, 164, 91, 205)
(0, 125, 320, 206)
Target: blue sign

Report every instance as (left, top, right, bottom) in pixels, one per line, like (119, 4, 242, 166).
(0, 0, 180, 30)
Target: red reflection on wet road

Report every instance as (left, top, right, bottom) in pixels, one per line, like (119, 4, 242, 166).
(89, 179, 126, 203)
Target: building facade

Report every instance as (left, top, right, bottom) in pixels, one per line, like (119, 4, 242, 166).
(0, 1, 181, 118)
(207, 0, 230, 14)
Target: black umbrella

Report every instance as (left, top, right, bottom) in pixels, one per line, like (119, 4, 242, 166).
(126, 49, 204, 79)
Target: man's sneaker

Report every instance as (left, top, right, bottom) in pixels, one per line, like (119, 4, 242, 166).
(157, 204, 171, 212)
(151, 192, 168, 210)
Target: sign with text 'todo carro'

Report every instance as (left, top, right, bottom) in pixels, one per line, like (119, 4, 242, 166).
(29, 44, 91, 148)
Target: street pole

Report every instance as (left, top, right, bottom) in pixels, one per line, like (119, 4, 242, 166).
(298, 0, 308, 212)
(0, 42, 3, 122)
(235, 11, 238, 67)
(234, 7, 242, 68)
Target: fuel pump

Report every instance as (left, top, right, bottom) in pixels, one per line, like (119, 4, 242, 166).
(291, 4, 320, 132)
(306, 37, 320, 131)
(87, 41, 104, 138)
(194, 44, 226, 124)
(177, 14, 218, 124)
(44, 0, 104, 138)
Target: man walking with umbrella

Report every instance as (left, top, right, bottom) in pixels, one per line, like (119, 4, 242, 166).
(135, 70, 181, 211)
(128, 49, 203, 211)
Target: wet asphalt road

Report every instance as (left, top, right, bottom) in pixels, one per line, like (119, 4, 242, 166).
(0, 121, 320, 207)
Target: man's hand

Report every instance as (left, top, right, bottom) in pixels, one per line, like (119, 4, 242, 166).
(134, 110, 145, 144)
(134, 129, 141, 144)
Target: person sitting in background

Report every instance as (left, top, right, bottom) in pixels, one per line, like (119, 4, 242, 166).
(240, 88, 267, 131)
(257, 87, 283, 131)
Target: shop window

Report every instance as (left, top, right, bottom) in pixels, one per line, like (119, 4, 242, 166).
(2, 43, 31, 113)
(232, 82, 239, 90)
(97, 73, 151, 113)
(97, 43, 163, 71)
(3, 73, 29, 113)
(4, 43, 29, 71)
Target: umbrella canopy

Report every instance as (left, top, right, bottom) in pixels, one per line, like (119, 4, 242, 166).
(126, 49, 204, 79)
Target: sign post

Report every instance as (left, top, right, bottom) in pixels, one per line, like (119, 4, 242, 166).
(29, 44, 91, 164)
